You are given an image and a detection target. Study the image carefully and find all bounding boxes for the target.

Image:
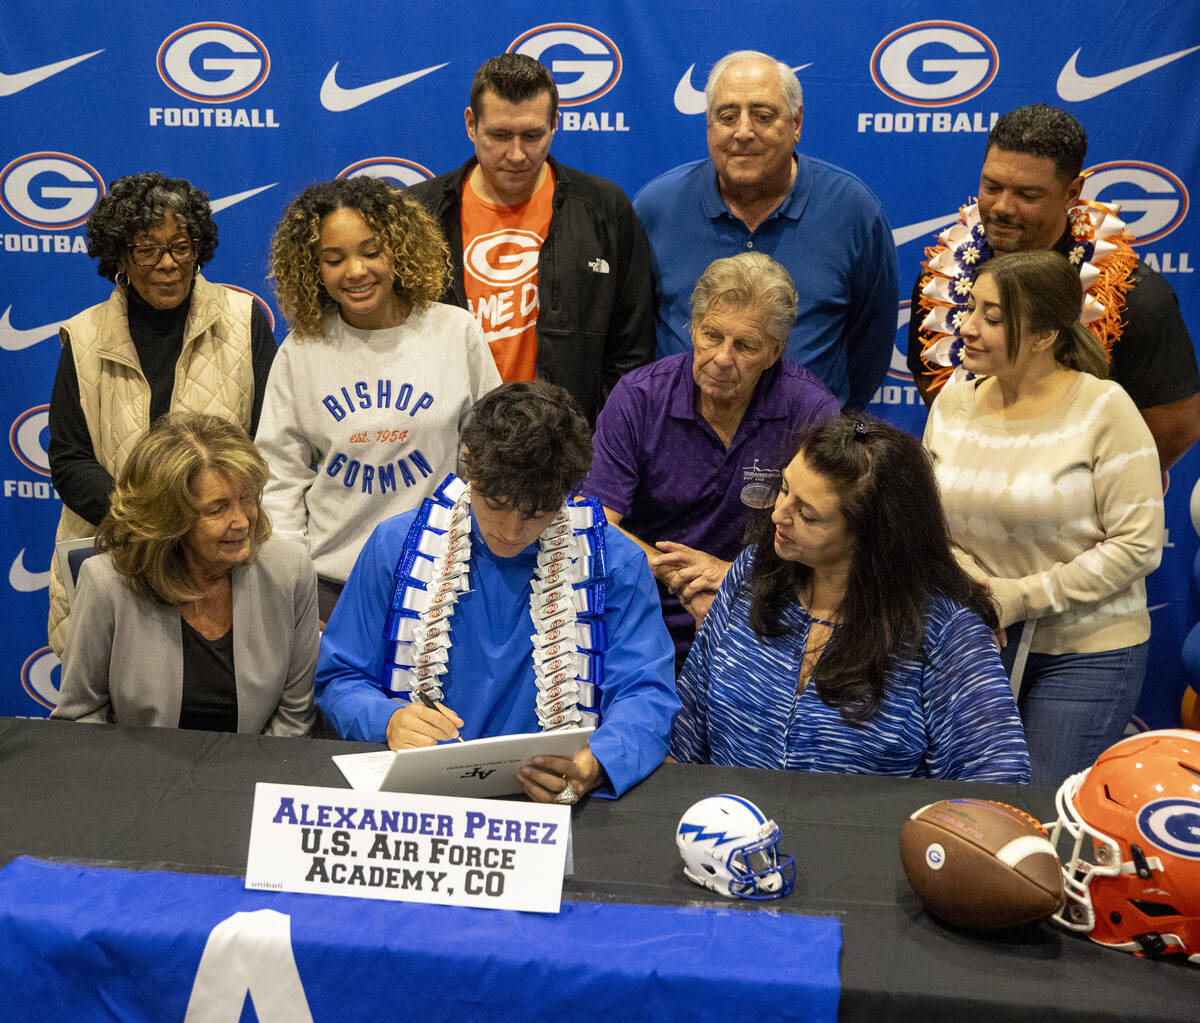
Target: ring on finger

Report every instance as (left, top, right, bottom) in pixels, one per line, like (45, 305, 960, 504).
(552, 779, 579, 805)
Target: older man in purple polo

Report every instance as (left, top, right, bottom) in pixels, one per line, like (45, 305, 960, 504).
(583, 253, 837, 667)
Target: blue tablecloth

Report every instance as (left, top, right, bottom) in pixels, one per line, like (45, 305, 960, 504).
(0, 855, 841, 1022)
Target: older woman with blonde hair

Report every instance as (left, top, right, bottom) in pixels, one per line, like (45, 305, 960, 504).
(257, 176, 499, 619)
(53, 413, 316, 734)
(924, 250, 1164, 786)
(48, 171, 277, 655)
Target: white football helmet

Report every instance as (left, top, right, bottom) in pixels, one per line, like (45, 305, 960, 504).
(676, 794, 796, 899)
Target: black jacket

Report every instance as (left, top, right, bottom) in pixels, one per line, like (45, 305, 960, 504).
(406, 155, 655, 423)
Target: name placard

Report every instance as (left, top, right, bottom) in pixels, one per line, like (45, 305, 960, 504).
(245, 782, 571, 913)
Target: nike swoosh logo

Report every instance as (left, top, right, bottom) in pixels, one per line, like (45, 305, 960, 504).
(673, 64, 708, 115)
(1146, 603, 1169, 613)
(673, 62, 813, 115)
(208, 183, 277, 214)
(1057, 45, 1200, 102)
(893, 213, 958, 248)
(0, 306, 60, 351)
(320, 62, 447, 112)
(0, 49, 104, 96)
(9, 549, 49, 592)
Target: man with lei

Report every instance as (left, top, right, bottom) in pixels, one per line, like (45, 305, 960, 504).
(907, 104, 1199, 468)
(315, 382, 678, 804)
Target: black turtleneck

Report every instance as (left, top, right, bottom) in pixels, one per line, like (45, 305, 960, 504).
(125, 285, 190, 424)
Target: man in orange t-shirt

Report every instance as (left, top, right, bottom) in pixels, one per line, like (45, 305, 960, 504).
(406, 54, 654, 424)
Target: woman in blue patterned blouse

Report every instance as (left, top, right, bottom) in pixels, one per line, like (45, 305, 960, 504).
(671, 415, 1030, 781)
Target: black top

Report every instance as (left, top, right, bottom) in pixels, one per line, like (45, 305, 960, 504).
(127, 286, 189, 424)
(178, 617, 237, 732)
(405, 155, 656, 424)
(47, 282, 277, 526)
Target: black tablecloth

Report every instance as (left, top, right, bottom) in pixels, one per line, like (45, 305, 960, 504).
(0, 718, 1191, 1021)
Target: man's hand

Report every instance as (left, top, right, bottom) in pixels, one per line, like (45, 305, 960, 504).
(652, 542, 731, 605)
(680, 589, 716, 627)
(385, 700, 464, 750)
(517, 745, 605, 804)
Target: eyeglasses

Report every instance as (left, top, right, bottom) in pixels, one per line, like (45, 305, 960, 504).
(127, 240, 196, 267)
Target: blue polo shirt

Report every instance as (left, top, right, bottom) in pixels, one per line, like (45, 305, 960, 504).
(634, 154, 897, 409)
(583, 351, 838, 664)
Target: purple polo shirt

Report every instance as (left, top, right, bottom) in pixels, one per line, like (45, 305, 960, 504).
(583, 351, 838, 665)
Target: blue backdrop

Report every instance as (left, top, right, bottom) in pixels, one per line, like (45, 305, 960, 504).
(3, 2, 1198, 727)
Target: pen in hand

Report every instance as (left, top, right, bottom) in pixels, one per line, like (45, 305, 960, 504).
(416, 690, 465, 743)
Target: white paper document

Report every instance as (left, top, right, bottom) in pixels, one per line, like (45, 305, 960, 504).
(332, 727, 595, 797)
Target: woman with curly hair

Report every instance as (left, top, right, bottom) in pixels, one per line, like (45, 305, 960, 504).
(671, 415, 1030, 782)
(47, 172, 277, 654)
(259, 176, 499, 619)
(52, 413, 316, 735)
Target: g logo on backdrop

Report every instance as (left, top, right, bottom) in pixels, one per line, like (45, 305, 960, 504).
(509, 24, 629, 133)
(157, 23, 270, 102)
(0, 153, 103, 230)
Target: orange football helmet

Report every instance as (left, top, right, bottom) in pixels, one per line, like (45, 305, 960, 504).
(1048, 729, 1200, 963)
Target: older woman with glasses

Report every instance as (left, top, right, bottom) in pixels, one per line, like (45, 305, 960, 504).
(52, 413, 316, 735)
(47, 172, 277, 655)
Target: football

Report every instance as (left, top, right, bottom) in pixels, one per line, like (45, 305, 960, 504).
(899, 798, 1065, 929)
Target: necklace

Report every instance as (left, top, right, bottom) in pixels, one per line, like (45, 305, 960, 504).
(913, 197, 1138, 395)
(382, 474, 608, 731)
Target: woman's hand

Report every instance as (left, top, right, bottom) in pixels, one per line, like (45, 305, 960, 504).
(517, 746, 605, 804)
(385, 700, 464, 749)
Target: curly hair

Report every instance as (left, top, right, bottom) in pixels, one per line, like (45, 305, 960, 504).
(690, 252, 797, 346)
(978, 250, 1108, 378)
(269, 176, 450, 338)
(987, 104, 1087, 181)
(96, 412, 271, 606)
(460, 382, 591, 515)
(749, 415, 998, 724)
(85, 172, 218, 281)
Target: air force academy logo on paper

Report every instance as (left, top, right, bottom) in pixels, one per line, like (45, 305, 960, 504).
(1057, 45, 1200, 102)
(320, 63, 447, 112)
(0, 49, 104, 96)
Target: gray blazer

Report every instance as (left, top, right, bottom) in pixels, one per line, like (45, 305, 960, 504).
(52, 537, 317, 736)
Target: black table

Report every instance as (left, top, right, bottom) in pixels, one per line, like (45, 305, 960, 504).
(0, 718, 1192, 1021)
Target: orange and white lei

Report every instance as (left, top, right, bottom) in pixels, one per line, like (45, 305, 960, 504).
(914, 198, 1139, 394)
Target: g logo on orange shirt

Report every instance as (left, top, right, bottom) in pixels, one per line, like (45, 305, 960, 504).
(464, 230, 542, 288)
